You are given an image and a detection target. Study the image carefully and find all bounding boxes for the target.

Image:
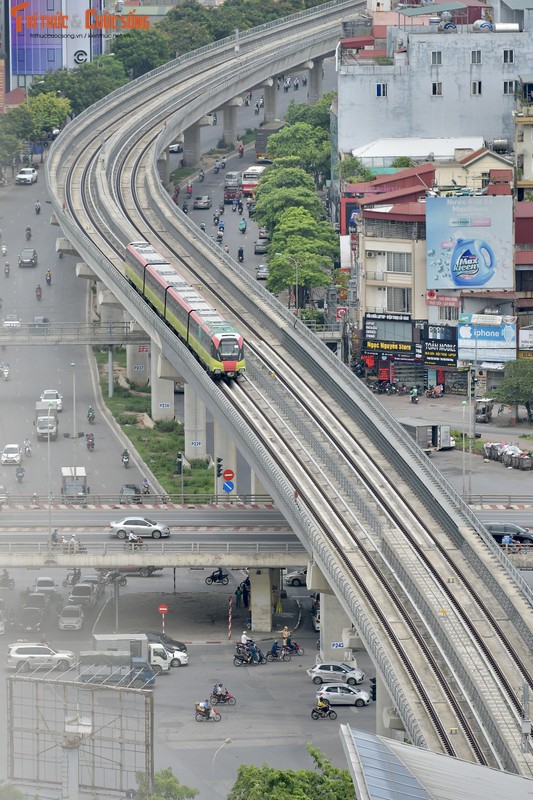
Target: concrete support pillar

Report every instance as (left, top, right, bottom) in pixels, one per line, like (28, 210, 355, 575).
(320, 593, 355, 662)
(250, 471, 269, 498)
(184, 384, 207, 460)
(222, 105, 238, 148)
(150, 342, 174, 421)
(249, 567, 274, 632)
(263, 83, 278, 124)
(97, 289, 123, 324)
(182, 124, 201, 167)
(376, 674, 406, 739)
(214, 419, 237, 494)
(308, 58, 324, 104)
(126, 343, 149, 387)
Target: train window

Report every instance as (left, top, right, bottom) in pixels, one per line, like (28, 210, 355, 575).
(219, 339, 240, 358)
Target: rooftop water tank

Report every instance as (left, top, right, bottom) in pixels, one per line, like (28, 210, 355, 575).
(438, 20, 457, 31)
(492, 138, 509, 153)
(472, 19, 493, 31)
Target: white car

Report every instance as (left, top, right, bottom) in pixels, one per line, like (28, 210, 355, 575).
(109, 516, 170, 539)
(312, 612, 320, 632)
(40, 389, 63, 412)
(58, 605, 84, 631)
(306, 661, 366, 685)
(2, 314, 21, 329)
(1, 444, 22, 465)
(15, 167, 38, 185)
(5, 642, 76, 671)
(316, 684, 371, 707)
(284, 568, 307, 587)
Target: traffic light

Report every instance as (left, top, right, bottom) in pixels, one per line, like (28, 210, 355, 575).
(216, 457, 223, 478)
(176, 452, 183, 475)
(370, 677, 376, 702)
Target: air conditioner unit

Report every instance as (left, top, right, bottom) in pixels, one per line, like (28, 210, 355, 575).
(376, 251, 386, 256)
(366, 251, 375, 258)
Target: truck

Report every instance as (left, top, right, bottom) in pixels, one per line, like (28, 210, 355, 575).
(399, 419, 456, 453)
(78, 651, 156, 688)
(92, 633, 171, 674)
(60, 467, 90, 503)
(34, 402, 58, 441)
(255, 122, 284, 161)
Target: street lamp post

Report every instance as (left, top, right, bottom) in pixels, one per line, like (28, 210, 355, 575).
(71, 362, 77, 493)
(212, 738, 231, 777)
(461, 400, 467, 499)
(47, 403, 53, 550)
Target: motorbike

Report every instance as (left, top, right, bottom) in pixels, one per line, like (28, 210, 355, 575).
(4, 263, 9, 277)
(239, 220, 247, 234)
(311, 705, 337, 721)
(142, 481, 150, 496)
(35, 286, 42, 301)
(122, 452, 130, 468)
(266, 648, 291, 662)
(199, 171, 205, 183)
(62, 571, 81, 588)
(0, 573, 15, 589)
(200, 222, 206, 232)
(205, 571, 229, 585)
(233, 649, 267, 666)
(86, 434, 95, 452)
(88, 410, 95, 425)
(3, 366, 9, 381)
(237, 203, 243, 214)
(194, 703, 221, 722)
(45, 271, 52, 286)
(26, 228, 31, 241)
(182, 202, 189, 215)
(1, 244, 6, 256)
(102, 569, 127, 586)
(220, 159, 226, 169)
(51, 535, 69, 549)
(285, 640, 305, 656)
(16, 467, 25, 483)
(35, 202, 41, 215)
(213, 214, 220, 225)
(216, 232, 224, 244)
(410, 394, 419, 405)
(210, 688, 236, 705)
(426, 386, 443, 398)
(24, 443, 31, 458)
(214, 164, 220, 175)
(238, 147, 244, 158)
(124, 537, 148, 551)
(238, 250, 244, 263)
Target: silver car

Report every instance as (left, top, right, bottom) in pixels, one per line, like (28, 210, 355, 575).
(1, 444, 22, 465)
(307, 661, 365, 685)
(109, 516, 170, 539)
(316, 684, 371, 707)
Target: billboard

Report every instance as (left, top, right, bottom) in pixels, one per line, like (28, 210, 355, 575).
(426, 196, 513, 290)
(457, 314, 517, 362)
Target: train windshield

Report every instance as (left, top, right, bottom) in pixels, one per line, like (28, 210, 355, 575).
(218, 337, 241, 359)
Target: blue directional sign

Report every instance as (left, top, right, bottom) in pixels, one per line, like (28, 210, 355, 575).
(222, 480, 234, 493)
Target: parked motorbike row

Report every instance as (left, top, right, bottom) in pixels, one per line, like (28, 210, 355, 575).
(366, 380, 444, 400)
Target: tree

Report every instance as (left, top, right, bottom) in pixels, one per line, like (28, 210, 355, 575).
(27, 92, 71, 140)
(30, 58, 128, 116)
(227, 745, 353, 800)
(339, 156, 374, 184)
(266, 122, 329, 185)
(271, 206, 338, 256)
(490, 360, 533, 422)
(253, 188, 323, 231)
(0, 780, 23, 800)
(390, 156, 414, 168)
(112, 29, 174, 77)
(136, 767, 198, 800)
(258, 166, 316, 195)
(285, 92, 334, 132)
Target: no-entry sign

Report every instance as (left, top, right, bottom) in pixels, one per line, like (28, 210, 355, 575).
(223, 469, 234, 481)
(158, 603, 168, 615)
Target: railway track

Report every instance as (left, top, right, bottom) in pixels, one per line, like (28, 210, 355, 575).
(47, 0, 533, 774)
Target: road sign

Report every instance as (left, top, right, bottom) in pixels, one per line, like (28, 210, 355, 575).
(158, 603, 168, 614)
(336, 307, 348, 320)
(223, 469, 234, 481)
(222, 480, 234, 493)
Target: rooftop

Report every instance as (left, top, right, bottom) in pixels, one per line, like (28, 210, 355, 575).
(352, 137, 485, 163)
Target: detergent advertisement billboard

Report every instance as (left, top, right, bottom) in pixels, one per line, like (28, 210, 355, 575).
(426, 196, 513, 290)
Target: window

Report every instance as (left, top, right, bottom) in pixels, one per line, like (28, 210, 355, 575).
(376, 83, 387, 98)
(431, 51, 442, 65)
(438, 306, 459, 322)
(432, 82, 442, 96)
(387, 287, 411, 313)
(503, 49, 514, 63)
(471, 81, 482, 96)
(503, 80, 517, 95)
(471, 50, 482, 64)
(386, 252, 412, 273)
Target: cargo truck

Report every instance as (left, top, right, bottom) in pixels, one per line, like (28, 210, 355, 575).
(92, 633, 171, 674)
(34, 402, 58, 441)
(399, 419, 456, 453)
(255, 122, 284, 161)
(78, 651, 156, 688)
(60, 467, 90, 503)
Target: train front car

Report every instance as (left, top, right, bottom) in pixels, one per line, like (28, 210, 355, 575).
(212, 329, 246, 379)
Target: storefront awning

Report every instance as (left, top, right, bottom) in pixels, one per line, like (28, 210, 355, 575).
(480, 362, 505, 370)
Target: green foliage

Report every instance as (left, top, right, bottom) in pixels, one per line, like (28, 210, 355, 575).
(285, 92, 334, 131)
(490, 360, 533, 422)
(30, 58, 128, 116)
(112, 30, 174, 78)
(390, 156, 414, 168)
(227, 745, 353, 800)
(259, 166, 315, 195)
(136, 767, 198, 800)
(0, 781, 23, 800)
(27, 92, 71, 139)
(254, 187, 323, 232)
(339, 156, 374, 184)
(154, 419, 181, 433)
(266, 122, 329, 185)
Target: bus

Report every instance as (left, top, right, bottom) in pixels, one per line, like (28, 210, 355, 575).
(241, 165, 267, 196)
